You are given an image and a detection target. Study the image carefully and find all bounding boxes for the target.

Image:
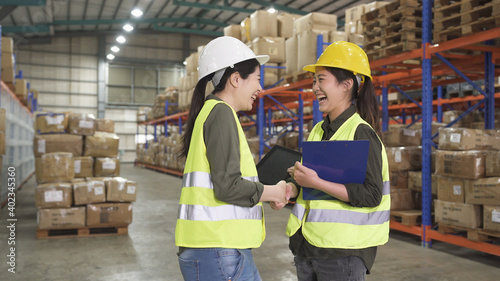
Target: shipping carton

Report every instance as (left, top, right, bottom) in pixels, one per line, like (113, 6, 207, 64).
(35, 112, 68, 134)
(249, 10, 278, 40)
(224, 24, 242, 40)
(34, 134, 83, 157)
(0, 108, 5, 131)
(86, 203, 133, 227)
(483, 205, 500, 232)
(486, 151, 500, 177)
(438, 128, 493, 150)
(390, 189, 416, 210)
(407, 171, 437, 195)
(84, 132, 119, 157)
(105, 177, 137, 202)
(285, 35, 298, 75)
(442, 110, 473, 128)
(435, 150, 486, 179)
(14, 78, 28, 97)
(345, 4, 365, 23)
(95, 119, 114, 133)
(330, 31, 348, 42)
(386, 146, 422, 172)
(37, 207, 86, 230)
(464, 177, 500, 205)
(348, 34, 364, 46)
(74, 156, 93, 178)
(39, 152, 74, 183)
(73, 180, 106, 205)
(294, 12, 337, 35)
(434, 200, 482, 229)
(0, 131, 4, 155)
(297, 30, 329, 73)
(1, 37, 14, 53)
(399, 128, 422, 146)
(389, 170, 408, 189)
(35, 182, 73, 208)
(1, 52, 15, 83)
(94, 157, 120, 177)
(251, 37, 285, 63)
(436, 176, 466, 203)
(382, 124, 405, 147)
(277, 13, 301, 39)
(68, 113, 96, 136)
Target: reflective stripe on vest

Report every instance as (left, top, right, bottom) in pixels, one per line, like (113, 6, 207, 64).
(286, 112, 391, 249)
(175, 99, 265, 249)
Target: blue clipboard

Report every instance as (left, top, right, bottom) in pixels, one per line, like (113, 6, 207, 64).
(301, 140, 370, 200)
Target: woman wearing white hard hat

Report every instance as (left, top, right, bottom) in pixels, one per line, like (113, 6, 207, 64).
(175, 36, 292, 281)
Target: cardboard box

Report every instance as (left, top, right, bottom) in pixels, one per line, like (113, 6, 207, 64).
(382, 124, 405, 147)
(0, 108, 5, 132)
(348, 34, 364, 45)
(84, 132, 119, 157)
(435, 150, 486, 179)
(386, 146, 422, 172)
(73, 180, 106, 206)
(345, 4, 365, 23)
(436, 176, 466, 203)
(86, 203, 133, 227)
(407, 171, 437, 195)
(438, 128, 492, 151)
(486, 151, 500, 177)
(399, 128, 422, 146)
(249, 10, 278, 40)
(68, 113, 96, 136)
(14, 79, 27, 97)
(35, 112, 68, 134)
(34, 134, 83, 157)
(224, 24, 242, 40)
(285, 35, 298, 75)
(251, 37, 285, 63)
(390, 189, 416, 211)
(297, 30, 329, 73)
(1, 37, 14, 53)
(74, 156, 94, 178)
(294, 12, 337, 35)
(105, 177, 137, 202)
(483, 205, 500, 232)
(364, 1, 390, 13)
(262, 62, 279, 87)
(94, 157, 120, 177)
(277, 13, 301, 39)
(434, 200, 482, 229)
(37, 207, 86, 230)
(465, 177, 500, 205)
(95, 119, 114, 133)
(389, 170, 408, 190)
(35, 182, 73, 208)
(240, 17, 251, 43)
(442, 110, 473, 128)
(39, 152, 75, 183)
(1, 52, 15, 84)
(330, 31, 348, 42)
(0, 131, 4, 155)
(185, 52, 199, 75)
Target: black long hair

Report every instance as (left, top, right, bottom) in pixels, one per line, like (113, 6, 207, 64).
(180, 58, 260, 158)
(326, 67, 381, 137)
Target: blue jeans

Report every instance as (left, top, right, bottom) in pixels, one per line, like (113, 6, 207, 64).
(294, 255, 366, 281)
(178, 248, 262, 281)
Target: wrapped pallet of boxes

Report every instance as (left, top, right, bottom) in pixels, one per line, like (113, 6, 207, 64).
(86, 203, 133, 227)
(38, 152, 75, 183)
(435, 150, 486, 180)
(94, 157, 120, 177)
(294, 12, 337, 35)
(34, 134, 83, 157)
(73, 180, 106, 205)
(249, 10, 278, 40)
(35, 112, 68, 134)
(68, 113, 96, 136)
(74, 156, 94, 178)
(95, 119, 114, 133)
(105, 177, 137, 202)
(35, 182, 73, 208)
(251, 37, 285, 63)
(434, 200, 482, 229)
(483, 205, 500, 232)
(84, 132, 119, 157)
(224, 24, 242, 40)
(37, 207, 86, 230)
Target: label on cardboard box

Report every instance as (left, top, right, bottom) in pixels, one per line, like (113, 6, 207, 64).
(395, 151, 402, 163)
(44, 190, 63, 202)
(450, 133, 461, 143)
(269, 47, 278, 55)
(103, 161, 116, 170)
(94, 186, 104, 195)
(38, 139, 46, 154)
(74, 160, 81, 174)
(47, 115, 64, 125)
(127, 185, 136, 194)
(403, 129, 416, 137)
(453, 185, 462, 195)
(492, 210, 500, 223)
(79, 120, 94, 129)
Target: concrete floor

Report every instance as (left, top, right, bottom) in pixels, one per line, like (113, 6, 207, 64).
(1, 164, 499, 281)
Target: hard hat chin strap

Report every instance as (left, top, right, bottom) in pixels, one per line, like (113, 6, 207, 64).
(212, 68, 226, 87)
(355, 74, 363, 88)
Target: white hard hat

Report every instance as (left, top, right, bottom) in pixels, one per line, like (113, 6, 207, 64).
(198, 36, 269, 82)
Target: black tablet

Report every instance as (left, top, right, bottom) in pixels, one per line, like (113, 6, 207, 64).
(256, 145, 302, 185)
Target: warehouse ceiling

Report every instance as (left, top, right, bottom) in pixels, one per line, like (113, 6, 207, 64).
(0, 0, 377, 40)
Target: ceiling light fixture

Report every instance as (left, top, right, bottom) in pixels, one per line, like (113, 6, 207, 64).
(183, 61, 187, 65)
(116, 36, 126, 44)
(107, 54, 115, 60)
(123, 24, 134, 32)
(131, 8, 143, 17)
(267, 7, 276, 14)
(111, 46, 120, 53)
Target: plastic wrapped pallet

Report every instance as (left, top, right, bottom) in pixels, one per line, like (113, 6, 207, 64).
(105, 177, 137, 202)
(34, 134, 83, 157)
(224, 24, 242, 40)
(39, 152, 75, 183)
(251, 37, 285, 63)
(95, 119, 114, 133)
(94, 157, 120, 177)
(35, 182, 73, 208)
(73, 180, 106, 205)
(86, 203, 133, 227)
(35, 112, 68, 134)
(293, 12, 337, 35)
(74, 156, 94, 178)
(37, 207, 86, 230)
(68, 113, 96, 136)
(435, 150, 486, 179)
(249, 10, 278, 40)
(84, 132, 119, 157)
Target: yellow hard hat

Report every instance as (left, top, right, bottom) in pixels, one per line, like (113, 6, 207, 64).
(303, 41, 372, 80)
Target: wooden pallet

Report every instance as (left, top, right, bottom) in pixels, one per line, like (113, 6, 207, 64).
(282, 71, 313, 84)
(381, 30, 423, 47)
(380, 41, 422, 57)
(384, 17, 422, 34)
(390, 210, 423, 226)
(379, 6, 423, 26)
(36, 226, 128, 239)
(438, 223, 500, 242)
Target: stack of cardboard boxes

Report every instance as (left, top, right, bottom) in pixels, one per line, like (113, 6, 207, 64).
(434, 127, 500, 232)
(152, 87, 179, 119)
(1, 37, 15, 89)
(34, 111, 138, 231)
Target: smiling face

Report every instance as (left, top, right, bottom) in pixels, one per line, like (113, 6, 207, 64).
(236, 66, 262, 112)
(312, 66, 353, 121)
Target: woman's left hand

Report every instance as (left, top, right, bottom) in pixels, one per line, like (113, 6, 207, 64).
(293, 161, 319, 188)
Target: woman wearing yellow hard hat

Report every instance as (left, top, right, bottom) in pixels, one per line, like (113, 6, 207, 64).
(175, 36, 292, 281)
(280, 41, 390, 280)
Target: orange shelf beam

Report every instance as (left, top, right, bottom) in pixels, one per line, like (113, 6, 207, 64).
(427, 229, 500, 257)
(140, 111, 188, 126)
(135, 162, 183, 177)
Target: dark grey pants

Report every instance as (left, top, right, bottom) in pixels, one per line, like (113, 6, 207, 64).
(294, 255, 366, 281)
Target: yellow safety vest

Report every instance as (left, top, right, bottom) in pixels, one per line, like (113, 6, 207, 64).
(175, 99, 265, 248)
(286, 113, 390, 249)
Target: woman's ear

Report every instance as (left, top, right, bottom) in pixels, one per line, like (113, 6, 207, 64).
(229, 72, 240, 88)
(343, 79, 354, 91)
